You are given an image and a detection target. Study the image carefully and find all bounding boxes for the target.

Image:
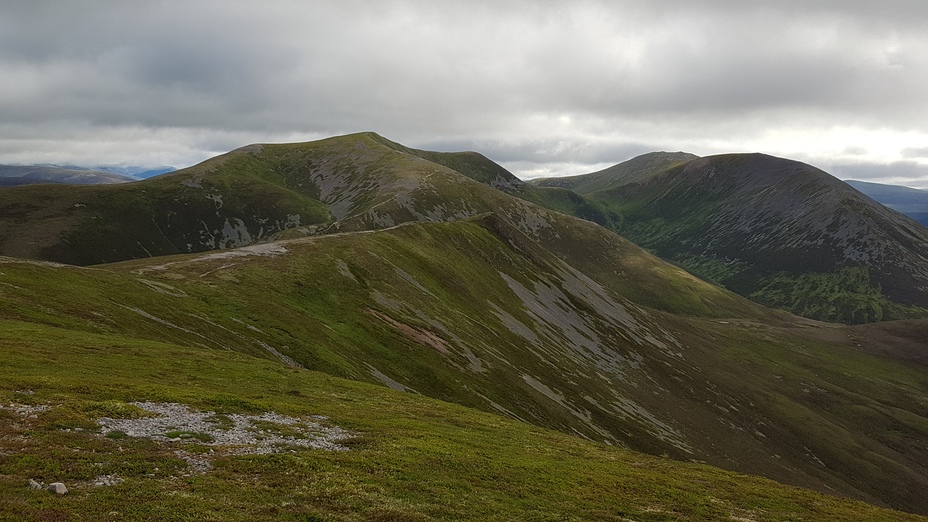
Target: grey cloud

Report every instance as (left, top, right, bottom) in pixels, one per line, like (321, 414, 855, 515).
(0, 0, 926, 186)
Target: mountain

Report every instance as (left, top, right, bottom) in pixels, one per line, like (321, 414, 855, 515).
(534, 153, 928, 324)
(532, 151, 699, 194)
(0, 165, 136, 186)
(847, 180, 928, 227)
(1, 133, 928, 516)
(93, 165, 177, 179)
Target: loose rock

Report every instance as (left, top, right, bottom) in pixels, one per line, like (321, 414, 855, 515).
(47, 482, 67, 495)
(93, 475, 125, 487)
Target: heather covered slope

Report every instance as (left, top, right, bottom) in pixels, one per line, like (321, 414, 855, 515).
(2, 216, 928, 514)
(549, 152, 928, 323)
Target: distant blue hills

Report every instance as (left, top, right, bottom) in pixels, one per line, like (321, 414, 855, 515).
(39, 164, 177, 180)
(0, 164, 176, 186)
(847, 180, 928, 227)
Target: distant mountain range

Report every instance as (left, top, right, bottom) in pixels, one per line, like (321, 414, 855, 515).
(90, 165, 177, 179)
(0, 164, 175, 186)
(0, 165, 136, 186)
(2, 133, 928, 517)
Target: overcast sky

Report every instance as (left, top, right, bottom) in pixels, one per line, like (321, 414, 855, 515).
(2, 1, 928, 187)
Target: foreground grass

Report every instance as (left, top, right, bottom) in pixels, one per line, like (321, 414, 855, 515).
(0, 321, 922, 521)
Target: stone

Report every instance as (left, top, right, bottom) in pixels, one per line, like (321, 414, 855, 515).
(47, 482, 67, 495)
(93, 475, 124, 487)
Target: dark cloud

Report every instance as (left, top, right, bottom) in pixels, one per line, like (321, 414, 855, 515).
(0, 0, 926, 184)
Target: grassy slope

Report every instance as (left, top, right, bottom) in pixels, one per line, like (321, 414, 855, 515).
(4, 323, 923, 521)
(1, 217, 927, 514)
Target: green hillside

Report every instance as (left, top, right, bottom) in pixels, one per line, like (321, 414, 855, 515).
(0, 133, 748, 319)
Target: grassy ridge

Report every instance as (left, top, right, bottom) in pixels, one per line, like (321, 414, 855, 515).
(1, 321, 924, 521)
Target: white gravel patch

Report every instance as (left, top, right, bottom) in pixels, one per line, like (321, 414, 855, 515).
(99, 402, 350, 451)
(96, 402, 352, 474)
